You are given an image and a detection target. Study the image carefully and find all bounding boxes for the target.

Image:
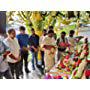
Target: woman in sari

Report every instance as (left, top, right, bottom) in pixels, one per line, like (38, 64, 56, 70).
(42, 30, 56, 72)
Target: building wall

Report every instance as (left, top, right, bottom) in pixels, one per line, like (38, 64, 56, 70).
(0, 11, 6, 34)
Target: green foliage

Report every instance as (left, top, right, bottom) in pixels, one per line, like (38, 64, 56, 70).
(7, 11, 90, 34)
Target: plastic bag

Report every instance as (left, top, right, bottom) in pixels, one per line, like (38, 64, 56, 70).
(37, 50, 42, 65)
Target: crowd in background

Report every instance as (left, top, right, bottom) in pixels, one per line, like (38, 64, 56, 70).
(0, 25, 85, 79)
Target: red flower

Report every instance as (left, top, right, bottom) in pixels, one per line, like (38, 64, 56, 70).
(60, 61, 66, 68)
(84, 52, 89, 56)
(75, 59, 82, 67)
(85, 70, 90, 77)
(66, 67, 70, 71)
(73, 70, 77, 76)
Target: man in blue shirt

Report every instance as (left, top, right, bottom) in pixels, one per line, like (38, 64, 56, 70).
(17, 26, 30, 76)
(29, 28, 39, 70)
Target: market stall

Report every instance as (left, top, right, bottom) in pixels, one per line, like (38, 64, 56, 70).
(45, 38, 89, 79)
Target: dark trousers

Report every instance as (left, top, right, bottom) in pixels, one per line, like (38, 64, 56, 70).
(57, 50, 65, 61)
(0, 68, 13, 79)
(41, 51, 45, 67)
(20, 51, 29, 73)
(8, 62, 20, 79)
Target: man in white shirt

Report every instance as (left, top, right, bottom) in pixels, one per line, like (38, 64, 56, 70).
(68, 30, 83, 53)
(39, 29, 47, 68)
(68, 30, 77, 52)
(0, 39, 13, 79)
(4, 29, 21, 79)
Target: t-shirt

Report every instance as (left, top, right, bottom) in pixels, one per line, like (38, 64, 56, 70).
(29, 34, 39, 52)
(16, 34, 29, 48)
(0, 40, 9, 72)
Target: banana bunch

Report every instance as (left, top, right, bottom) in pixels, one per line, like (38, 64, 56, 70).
(30, 12, 42, 22)
(44, 15, 53, 29)
(35, 30, 43, 37)
(30, 12, 42, 32)
(61, 19, 71, 25)
(51, 11, 57, 16)
(54, 16, 62, 31)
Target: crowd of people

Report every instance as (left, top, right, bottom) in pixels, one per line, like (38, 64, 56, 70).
(0, 25, 84, 79)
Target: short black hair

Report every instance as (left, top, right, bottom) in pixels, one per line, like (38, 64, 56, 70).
(31, 28, 35, 31)
(61, 31, 66, 35)
(19, 26, 25, 31)
(49, 26, 53, 29)
(8, 29, 15, 34)
(70, 30, 75, 34)
(85, 38, 88, 43)
(48, 29, 54, 34)
(43, 29, 47, 32)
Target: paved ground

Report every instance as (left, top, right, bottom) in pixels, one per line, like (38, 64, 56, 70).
(21, 61, 45, 79)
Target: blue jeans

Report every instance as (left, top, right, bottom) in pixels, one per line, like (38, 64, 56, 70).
(31, 52, 38, 69)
